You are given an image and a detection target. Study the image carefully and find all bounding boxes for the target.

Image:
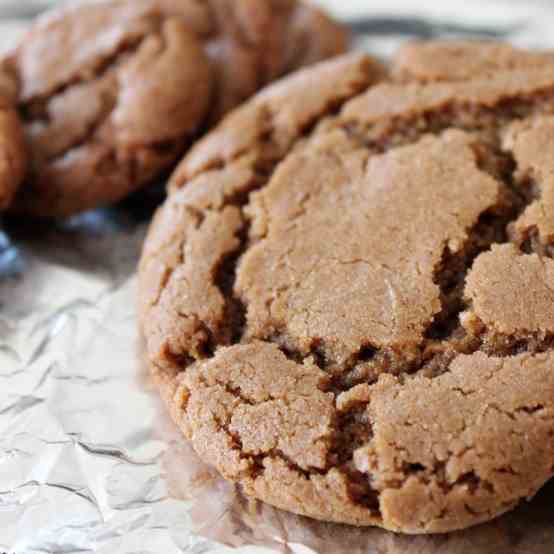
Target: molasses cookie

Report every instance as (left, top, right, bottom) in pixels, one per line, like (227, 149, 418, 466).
(0, 71, 26, 211)
(5, 0, 349, 216)
(139, 52, 554, 533)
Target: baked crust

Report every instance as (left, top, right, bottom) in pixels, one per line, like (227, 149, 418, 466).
(0, 69, 26, 211)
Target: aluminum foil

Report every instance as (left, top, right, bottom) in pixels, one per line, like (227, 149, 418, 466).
(2, 1, 554, 552)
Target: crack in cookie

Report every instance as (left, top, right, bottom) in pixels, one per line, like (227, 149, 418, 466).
(139, 50, 554, 533)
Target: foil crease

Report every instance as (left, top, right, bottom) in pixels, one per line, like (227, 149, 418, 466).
(1, 1, 554, 552)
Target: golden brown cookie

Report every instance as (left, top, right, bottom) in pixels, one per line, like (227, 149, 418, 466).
(139, 51, 554, 534)
(0, 71, 26, 211)
(4, 0, 349, 217)
(392, 40, 554, 82)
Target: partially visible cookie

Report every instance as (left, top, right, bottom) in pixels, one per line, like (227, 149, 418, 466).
(5, 0, 349, 217)
(0, 70, 26, 211)
(393, 40, 554, 82)
(140, 51, 554, 533)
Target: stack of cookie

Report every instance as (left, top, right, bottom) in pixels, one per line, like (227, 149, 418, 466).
(4, 0, 554, 538)
(0, 0, 349, 215)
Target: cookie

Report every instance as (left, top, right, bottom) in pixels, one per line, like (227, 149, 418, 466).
(392, 40, 554, 82)
(4, 0, 349, 217)
(139, 52, 554, 533)
(0, 71, 26, 211)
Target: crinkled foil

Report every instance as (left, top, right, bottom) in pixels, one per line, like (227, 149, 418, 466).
(2, 1, 554, 552)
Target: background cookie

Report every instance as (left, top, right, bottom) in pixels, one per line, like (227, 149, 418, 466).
(392, 40, 554, 82)
(4, 0, 349, 217)
(139, 51, 554, 534)
(0, 70, 26, 211)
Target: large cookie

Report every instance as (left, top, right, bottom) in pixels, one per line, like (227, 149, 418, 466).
(139, 52, 554, 533)
(0, 71, 26, 211)
(4, 0, 349, 217)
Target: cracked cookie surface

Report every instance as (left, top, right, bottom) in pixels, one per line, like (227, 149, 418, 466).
(0, 71, 26, 211)
(139, 51, 554, 533)
(3, 0, 349, 217)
